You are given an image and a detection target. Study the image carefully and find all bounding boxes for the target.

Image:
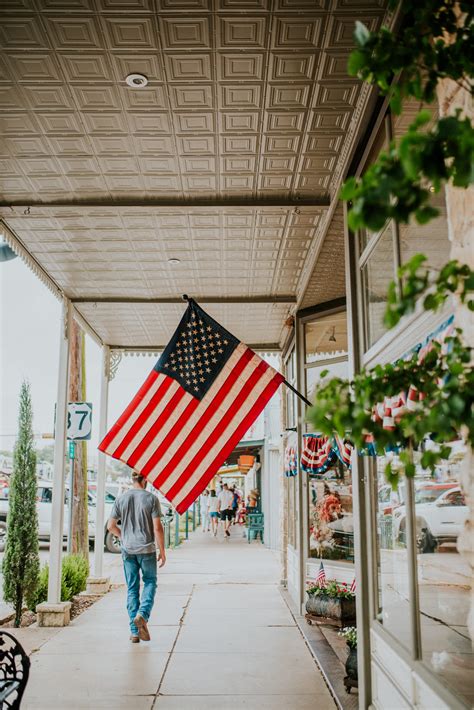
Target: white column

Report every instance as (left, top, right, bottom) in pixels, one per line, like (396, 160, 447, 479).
(47, 299, 72, 603)
(94, 345, 109, 578)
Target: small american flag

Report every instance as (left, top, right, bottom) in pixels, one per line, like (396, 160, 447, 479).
(316, 561, 326, 587)
(350, 578, 356, 593)
(99, 299, 283, 513)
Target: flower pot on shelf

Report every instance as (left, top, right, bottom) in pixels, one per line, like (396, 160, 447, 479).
(305, 592, 356, 626)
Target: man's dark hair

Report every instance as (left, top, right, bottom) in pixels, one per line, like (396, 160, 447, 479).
(210, 489, 216, 497)
(132, 471, 145, 484)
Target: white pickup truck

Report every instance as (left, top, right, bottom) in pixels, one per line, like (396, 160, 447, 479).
(0, 479, 118, 553)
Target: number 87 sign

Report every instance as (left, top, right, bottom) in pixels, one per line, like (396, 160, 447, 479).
(67, 402, 93, 441)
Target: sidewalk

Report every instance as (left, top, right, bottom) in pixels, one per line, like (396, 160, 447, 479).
(12, 527, 336, 709)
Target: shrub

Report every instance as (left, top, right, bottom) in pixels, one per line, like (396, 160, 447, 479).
(31, 554, 89, 610)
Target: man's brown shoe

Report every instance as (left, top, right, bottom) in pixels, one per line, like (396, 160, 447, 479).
(134, 613, 151, 641)
(130, 635, 140, 643)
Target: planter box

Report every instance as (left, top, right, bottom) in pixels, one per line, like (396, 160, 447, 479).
(305, 592, 356, 626)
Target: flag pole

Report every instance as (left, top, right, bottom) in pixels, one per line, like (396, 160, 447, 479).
(181, 294, 312, 408)
(283, 379, 312, 408)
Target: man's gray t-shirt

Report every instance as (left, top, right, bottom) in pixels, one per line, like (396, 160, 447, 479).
(111, 489, 162, 555)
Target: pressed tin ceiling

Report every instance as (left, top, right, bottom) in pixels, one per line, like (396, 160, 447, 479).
(0, 0, 391, 348)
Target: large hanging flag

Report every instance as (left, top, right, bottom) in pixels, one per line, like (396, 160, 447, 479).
(99, 298, 284, 513)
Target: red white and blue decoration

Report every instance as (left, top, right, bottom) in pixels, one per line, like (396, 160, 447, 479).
(284, 445, 298, 477)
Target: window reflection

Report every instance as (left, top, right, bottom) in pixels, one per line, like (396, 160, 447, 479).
(414, 451, 473, 706)
(361, 223, 396, 349)
(374, 456, 413, 652)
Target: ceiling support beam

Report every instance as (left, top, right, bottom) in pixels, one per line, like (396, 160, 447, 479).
(1, 197, 330, 210)
(72, 295, 297, 305)
(108, 344, 281, 353)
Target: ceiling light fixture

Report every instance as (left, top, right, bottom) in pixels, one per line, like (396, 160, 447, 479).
(329, 326, 336, 343)
(125, 73, 148, 88)
(168, 258, 181, 265)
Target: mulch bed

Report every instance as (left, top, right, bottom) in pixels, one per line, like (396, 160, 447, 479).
(1, 593, 101, 628)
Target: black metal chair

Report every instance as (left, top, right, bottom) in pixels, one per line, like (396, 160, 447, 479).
(0, 631, 30, 709)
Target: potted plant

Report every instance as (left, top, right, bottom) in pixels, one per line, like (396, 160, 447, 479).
(305, 580, 356, 626)
(339, 626, 358, 693)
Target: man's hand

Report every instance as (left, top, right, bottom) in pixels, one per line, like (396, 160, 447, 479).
(157, 550, 166, 568)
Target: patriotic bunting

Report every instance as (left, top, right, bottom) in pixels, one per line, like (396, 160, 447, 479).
(284, 446, 298, 477)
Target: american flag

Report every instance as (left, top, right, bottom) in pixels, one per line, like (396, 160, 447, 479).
(99, 299, 283, 514)
(316, 561, 326, 587)
(350, 578, 356, 593)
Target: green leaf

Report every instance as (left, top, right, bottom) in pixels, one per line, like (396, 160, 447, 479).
(340, 177, 357, 201)
(347, 49, 366, 76)
(415, 205, 439, 224)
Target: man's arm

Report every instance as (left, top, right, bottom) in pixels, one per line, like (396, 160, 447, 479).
(107, 517, 121, 538)
(153, 517, 166, 568)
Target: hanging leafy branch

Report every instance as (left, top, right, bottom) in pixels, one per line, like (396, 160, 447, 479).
(349, 1, 474, 113)
(341, 110, 474, 232)
(385, 254, 474, 328)
(307, 290, 473, 485)
(309, 5, 474, 485)
(341, 1, 474, 231)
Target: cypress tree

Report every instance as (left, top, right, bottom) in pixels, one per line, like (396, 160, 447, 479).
(3, 381, 40, 626)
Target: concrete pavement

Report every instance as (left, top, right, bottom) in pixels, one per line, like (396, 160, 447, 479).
(11, 526, 336, 709)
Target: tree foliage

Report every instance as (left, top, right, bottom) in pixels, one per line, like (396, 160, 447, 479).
(2, 382, 40, 626)
(342, 1, 474, 230)
(349, 2, 473, 112)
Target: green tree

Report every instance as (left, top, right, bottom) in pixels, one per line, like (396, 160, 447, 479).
(2, 381, 40, 626)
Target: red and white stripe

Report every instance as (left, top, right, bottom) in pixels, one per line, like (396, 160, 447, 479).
(99, 343, 283, 513)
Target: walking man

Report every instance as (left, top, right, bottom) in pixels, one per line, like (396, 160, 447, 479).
(217, 482, 234, 538)
(107, 472, 166, 643)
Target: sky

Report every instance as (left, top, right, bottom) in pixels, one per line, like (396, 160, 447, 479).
(0, 254, 155, 466)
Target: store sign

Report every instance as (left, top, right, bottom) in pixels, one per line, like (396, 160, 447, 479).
(67, 402, 93, 441)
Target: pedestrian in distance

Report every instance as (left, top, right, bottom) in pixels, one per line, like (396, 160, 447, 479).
(231, 485, 239, 525)
(107, 471, 166, 644)
(208, 489, 220, 536)
(200, 489, 210, 532)
(217, 482, 234, 538)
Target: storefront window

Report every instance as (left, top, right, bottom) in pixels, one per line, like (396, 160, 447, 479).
(303, 311, 352, 562)
(413, 449, 473, 706)
(373, 455, 413, 652)
(361, 223, 396, 350)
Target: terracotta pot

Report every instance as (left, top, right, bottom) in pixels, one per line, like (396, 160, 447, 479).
(305, 592, 356, 625)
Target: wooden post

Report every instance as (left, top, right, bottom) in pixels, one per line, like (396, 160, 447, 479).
(68, 318, 89, 559)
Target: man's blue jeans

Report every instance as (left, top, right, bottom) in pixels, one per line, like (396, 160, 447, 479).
(122, 551, 157, 636)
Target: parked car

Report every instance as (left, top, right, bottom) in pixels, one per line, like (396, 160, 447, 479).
(0, 480, 118, 553)
(393, 485, 468, 553)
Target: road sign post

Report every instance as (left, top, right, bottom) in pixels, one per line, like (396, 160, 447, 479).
(67, 442, 75, 554)
(65, 402, 92, 554)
